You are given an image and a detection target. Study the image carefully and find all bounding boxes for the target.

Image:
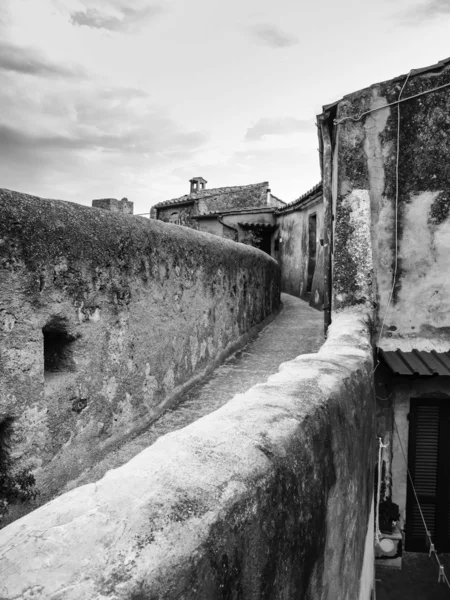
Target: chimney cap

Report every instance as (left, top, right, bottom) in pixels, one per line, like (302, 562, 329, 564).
(189, 176, 208, 184)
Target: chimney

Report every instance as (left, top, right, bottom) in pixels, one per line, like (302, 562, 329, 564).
(189, 177, 207, 193)
(267, 187, 271, 205)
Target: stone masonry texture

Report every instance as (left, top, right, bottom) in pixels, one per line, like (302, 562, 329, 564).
(331, 61, 450, 349)
(0, 188, 280, 521)
(0, 306, 375, 599)
(55, 293, 324, 494)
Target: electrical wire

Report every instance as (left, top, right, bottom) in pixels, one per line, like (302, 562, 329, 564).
(377, 71, 412, 347)
(334, 80, 450, 125)
(393, 418, 450, 589)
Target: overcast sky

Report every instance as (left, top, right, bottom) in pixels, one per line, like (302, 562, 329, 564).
(1, 0, 449, 214)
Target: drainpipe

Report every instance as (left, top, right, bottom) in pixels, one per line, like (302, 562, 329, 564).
(218, 215, 238, 242)
(318, 111, 333, 336)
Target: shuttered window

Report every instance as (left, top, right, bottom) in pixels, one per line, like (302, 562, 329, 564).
(406, 399, 450, 552)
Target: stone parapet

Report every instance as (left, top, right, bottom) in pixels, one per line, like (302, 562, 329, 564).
(0, 305, 375, 600)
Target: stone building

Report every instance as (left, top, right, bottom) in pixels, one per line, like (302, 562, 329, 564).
(272, 183, 324, 309)
(317, 56, 450, 560)
(151, 177, 285, 254)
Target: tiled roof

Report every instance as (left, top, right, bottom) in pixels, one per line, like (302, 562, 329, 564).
(153, 182, 269, 210)
(379, 349, 450, 376)
(276, 183, 322, 214)
(237, 222, 276, 229)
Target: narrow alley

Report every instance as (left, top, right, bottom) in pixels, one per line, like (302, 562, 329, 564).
(61, 293, 324, 493)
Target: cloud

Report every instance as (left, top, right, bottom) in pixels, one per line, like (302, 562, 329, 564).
(245, 117, 312, 141)
(70, 2, 163, 31)
(0, 41, 83, 78)
(0, 78, 208, 206)
(251, 24, 298, 48)
(0, 87, 207, 155)
(399, 0, 450, 23)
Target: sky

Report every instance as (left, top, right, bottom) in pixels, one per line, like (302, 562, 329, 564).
(1, 0, 450, 215)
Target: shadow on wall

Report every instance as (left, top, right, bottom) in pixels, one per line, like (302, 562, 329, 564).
(0, 308, 375, 600)
(272, 184, 324, 310)
(0, 188, 280, 525)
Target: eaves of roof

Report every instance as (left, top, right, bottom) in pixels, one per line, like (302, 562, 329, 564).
(379, 349, 450, 377)
(275, 183, 322, 214)
(153, 182, 269, 210)
(237, 222, 277, 230)
(192, 206, 276, 219)
(154, 198, 195, 210)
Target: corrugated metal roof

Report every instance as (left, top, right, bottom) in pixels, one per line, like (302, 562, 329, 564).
(379, 349, 450, 376)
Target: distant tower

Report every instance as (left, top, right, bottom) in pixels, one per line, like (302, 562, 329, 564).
(189, 177, 207, 193)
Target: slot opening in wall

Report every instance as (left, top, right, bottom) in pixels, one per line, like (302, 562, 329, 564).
(43, 319, 76, 376)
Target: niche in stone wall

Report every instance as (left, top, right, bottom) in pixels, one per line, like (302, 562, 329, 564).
(42, 318, 77, 376)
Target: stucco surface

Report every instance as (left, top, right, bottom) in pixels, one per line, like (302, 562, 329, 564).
(275, 200, 324, 308)
(0, 307, 375, 600)
(332, 63, 450, 348)
(0, 189, 280, 511)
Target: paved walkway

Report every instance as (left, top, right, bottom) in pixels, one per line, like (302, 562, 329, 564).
(376, 553, 450, 599)
(62, 293, 324, 492)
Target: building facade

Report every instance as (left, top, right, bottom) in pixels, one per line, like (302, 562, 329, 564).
(151, 177, 285, 254)
(318, 56, 450, 559)
(272, 183, 324, 310)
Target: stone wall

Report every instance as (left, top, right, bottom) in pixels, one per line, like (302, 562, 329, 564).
(155, 202, 198, 228)
(0, 307, 375, 600)
(329, 61, 450, 348)
(274, 197, 324, 309)
(0, 189, 280, 516)
(92, 197, 134, 214)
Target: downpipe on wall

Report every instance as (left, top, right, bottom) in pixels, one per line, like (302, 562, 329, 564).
(318, 112, 333, 336)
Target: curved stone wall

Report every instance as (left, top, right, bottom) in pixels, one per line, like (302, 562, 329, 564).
(0, 189, 280, 512)
(0, 307, 375, 599)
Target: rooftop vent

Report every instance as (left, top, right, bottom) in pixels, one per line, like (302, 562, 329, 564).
(189, 177, 207, 194)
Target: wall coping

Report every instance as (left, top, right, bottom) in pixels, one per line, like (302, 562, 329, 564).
(0, 308, 374, 599)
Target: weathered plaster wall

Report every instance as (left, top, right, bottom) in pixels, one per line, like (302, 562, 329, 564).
(196, 217, 224, 237)
(195, 211, 276, 243)
(156, 202, 198, 228)
(274, 200, 324, 309)
(0, 308, 375, 600)
(332, 63, 450, 347)
(0, 189, 280, 513)
(222, 210, 275, 227)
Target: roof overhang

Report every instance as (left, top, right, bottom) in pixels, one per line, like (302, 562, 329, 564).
(237, 222, 277, 231)
(379, 348, 450, 377)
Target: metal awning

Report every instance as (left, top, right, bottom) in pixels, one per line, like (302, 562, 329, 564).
(379, 349, 450, 376)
